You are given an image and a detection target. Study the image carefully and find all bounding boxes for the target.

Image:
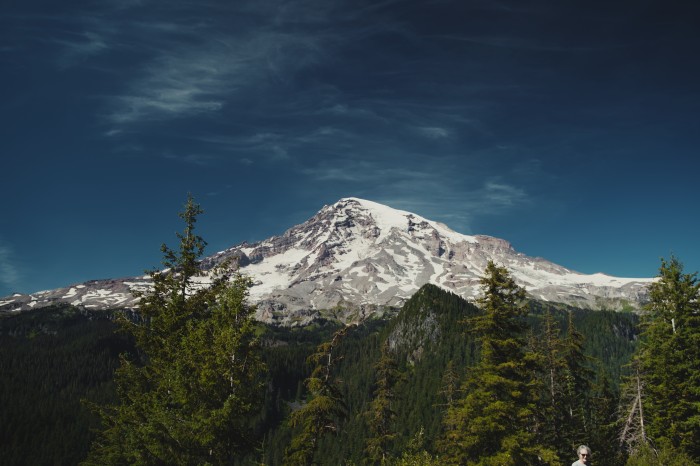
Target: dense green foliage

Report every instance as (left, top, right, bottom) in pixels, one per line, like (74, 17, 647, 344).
(0, 306, 130, 466)
(8, 203, 696, 465)
(629, 257, 700, 461)
(285, 326, 352, 465)
(439, 261, 557, 465)
(1, 283, 645, 466)
(363, 341, 403, 464)
(84, 196, 267, 465)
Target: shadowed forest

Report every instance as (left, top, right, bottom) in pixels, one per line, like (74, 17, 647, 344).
(2, 199, 698, 466)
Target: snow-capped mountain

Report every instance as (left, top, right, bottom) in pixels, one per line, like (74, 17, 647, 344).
(0, 198, 653, 325)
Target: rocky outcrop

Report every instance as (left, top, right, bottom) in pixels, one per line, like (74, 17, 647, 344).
(0, 197, 654, 323)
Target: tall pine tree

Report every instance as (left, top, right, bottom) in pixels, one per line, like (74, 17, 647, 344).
(636, 256, 700, 459)
(439, 261, 557, 465)
(560, 310, 594, 453)
(284, 326, 352, 465)
(364, 340, 403, 465)
(84, 195, 266, 465)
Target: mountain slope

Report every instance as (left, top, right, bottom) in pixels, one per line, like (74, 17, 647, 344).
(0, 198, 653, 324)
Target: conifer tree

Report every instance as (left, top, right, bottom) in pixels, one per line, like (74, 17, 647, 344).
(560, 310, 594, 452)
(636, 256, 700, 459)
(589, 371, 623, 466)
(531, 309, 567, 457)
(364, 341, 403, 465)
(284, 326, 351, 465)
(84, 195, 266, 465)
(393, 428, 442, 466)
(439, 261, 558, 465)
(618, 357, 649, 458)
(437, 360, 461, 412)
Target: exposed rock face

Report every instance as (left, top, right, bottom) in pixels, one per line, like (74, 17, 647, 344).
(0, 197, 653, 325)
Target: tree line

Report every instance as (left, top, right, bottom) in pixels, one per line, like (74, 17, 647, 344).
(2, 197, 698, 465)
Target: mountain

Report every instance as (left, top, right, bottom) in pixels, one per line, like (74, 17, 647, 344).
(0, 198, 653, 324)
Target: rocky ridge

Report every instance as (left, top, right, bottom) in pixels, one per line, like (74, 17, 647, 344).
(0, 198, 654, 325)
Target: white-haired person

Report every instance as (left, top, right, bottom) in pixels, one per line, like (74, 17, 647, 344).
(572, 445, 591, 465)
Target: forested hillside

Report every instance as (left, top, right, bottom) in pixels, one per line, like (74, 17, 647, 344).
(3, 199, 698, 465)
(0, 287, 640, 465)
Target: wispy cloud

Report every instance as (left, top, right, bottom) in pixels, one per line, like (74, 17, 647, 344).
(108, 49, 230, 123)
(109, 30, 323, 122)
(299, 151, 533, 234)
(161, 152, 218, 166)
(55, 31, 109, 67)
(481, 181, 527, 208)
(418, 126, 450, 139)
(0, 241, 20, 292)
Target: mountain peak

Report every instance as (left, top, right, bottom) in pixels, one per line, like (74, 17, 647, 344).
(0, 197, 654, 325)
(327, 197, 478, 246)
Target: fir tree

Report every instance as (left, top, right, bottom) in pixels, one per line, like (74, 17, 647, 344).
(437, 360, 461, 412)
(590, 371, 623, 466)
(284, 326, 352, 465)
(364, 341, 403, 465)
(84, 195, 266, 465)
(636, 256, 700, 459)
(618, 356, 649, 458)
(560, 310, 594, 452)
(439, 261, 558, 465)
(392, 428, 442, 466)
(532, 309, 566, 455)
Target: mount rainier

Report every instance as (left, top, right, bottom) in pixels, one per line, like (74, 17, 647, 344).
(0, 198, 653, 325)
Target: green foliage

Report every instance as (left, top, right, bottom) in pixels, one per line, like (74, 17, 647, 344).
(590, 372, 625, 466)
(560, 311, 595, 449)
(0, 306, 129, 466)
(285, 326, 352, 465)
(389, 428, 441, 466)
(439, 261, 558, 465)
(625, 441, 694, 466)
(364, 341, 403, 464)
(636, 256, 700, 459)
(84, 196, 266, 465)
(2, 261, 647, 465)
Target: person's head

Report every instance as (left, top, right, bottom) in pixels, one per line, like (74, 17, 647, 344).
(576, 445, 591, 464)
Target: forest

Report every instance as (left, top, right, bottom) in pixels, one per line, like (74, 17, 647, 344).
(2, 198, 698, 465)
(0, 282, 647, 465)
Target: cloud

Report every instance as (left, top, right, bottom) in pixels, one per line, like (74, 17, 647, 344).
(56, 31, 109, 65)
(108, 50, 230, 123)
(106, 27, 324, 124)
(0, 241, 20, 291)
(481, 181, 527, 208)
(299, 151, 532, 235)
(161, 152, 218, 166)
(418, 126, 450, 139)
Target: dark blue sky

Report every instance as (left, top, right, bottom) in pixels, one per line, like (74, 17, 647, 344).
(2, 0, 699, 296)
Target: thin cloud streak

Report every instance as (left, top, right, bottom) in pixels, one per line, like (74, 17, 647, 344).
(55, 31, 109, 67)
(161, 152, 219, 166)
(106, 30, 323, 124)
(0, 242, 20, 291)
(300, 153, 532, 235)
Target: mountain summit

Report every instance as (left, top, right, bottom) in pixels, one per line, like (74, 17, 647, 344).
(0, 198, 653, 324)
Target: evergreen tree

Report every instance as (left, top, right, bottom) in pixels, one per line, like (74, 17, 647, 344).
(364, 341, 403, 464)
(590, 371, 623, 466)
(618, 357, 649, 458)
(560, 310, 594, 452)
(392, 428, 442, 466)
(84, 195, 266, 465)
(439, 261, 558, 465)
(532, 309, 566, 455)
(636, 256, 700, 459)
(437, 360, 461, 412)
(284, 326, 352, 465)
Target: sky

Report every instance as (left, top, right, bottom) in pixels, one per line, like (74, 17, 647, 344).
(1, 0, 699, 297)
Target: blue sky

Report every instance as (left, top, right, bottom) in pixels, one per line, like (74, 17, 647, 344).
(1, 0, 699, 297)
